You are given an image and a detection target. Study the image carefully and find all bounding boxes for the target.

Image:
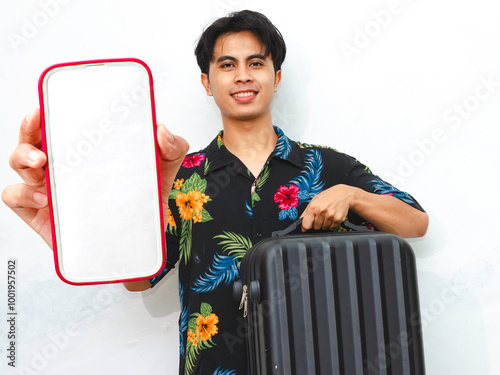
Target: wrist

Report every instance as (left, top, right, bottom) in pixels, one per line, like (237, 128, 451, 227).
(347, 185, 366, 214)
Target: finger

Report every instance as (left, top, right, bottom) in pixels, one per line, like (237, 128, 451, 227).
(329, 220, 341, 231)
(2, 184, 48, 210)
(313, 215, 325, 230)
(156, 124, 189, 226)
(300, 211, 314, 232)
(329, 214, 347, 231)
(321, 216, 335, 231)
(9, 143, 47, 187)
(19, 109, 42, 147)
(2, 184, 53, 248)
(157, 124, 189, 185)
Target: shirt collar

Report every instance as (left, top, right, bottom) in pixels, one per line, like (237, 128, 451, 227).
(204, 126, 304, 175)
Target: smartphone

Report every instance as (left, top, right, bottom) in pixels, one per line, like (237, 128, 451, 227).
(38, 58, 165, 286)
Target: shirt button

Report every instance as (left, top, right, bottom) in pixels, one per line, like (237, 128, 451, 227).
(256, 233, 262, 238)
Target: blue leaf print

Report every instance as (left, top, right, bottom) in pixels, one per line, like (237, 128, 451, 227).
(368, 178, 415, 204)
(273, 126, 292, 159)
(245, 200, 253, 218)
(290, 149, 325, 202)
(179, 281, 189, 357)
(279, 207, 298, 221)
(192, 253, 239, 293)
(213, 367, 237, 375)
(150, 258, 175, 287)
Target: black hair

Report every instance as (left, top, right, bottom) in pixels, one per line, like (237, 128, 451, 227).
(194, 10, 286, 75)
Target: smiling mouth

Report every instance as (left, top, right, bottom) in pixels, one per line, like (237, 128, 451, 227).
(231, 91, 257, 98)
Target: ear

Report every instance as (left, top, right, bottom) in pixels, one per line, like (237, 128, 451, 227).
(201, 73, 213, 96)
(274, 70, 282, 93)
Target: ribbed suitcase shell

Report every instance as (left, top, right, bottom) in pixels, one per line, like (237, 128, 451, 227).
(239, 232, 425, 375)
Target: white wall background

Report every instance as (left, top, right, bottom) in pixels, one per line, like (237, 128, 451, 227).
(1, 0, 499, 374)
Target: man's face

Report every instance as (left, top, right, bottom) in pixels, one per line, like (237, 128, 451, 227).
(201, 30, 281, 124)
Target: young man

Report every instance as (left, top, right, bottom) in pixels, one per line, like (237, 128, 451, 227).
(3, 10, 428, 375)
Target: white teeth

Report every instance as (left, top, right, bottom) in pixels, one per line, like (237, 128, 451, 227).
(232, 92, 256, 97)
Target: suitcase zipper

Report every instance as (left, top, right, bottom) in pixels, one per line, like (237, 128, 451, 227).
(239, 285, 248, 318)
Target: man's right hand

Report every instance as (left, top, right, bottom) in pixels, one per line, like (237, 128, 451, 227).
(2, 108, 189, 254)
(2, 109, 52, 247)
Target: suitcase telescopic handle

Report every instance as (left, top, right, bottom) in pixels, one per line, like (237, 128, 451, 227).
(271, 218, 369, 237)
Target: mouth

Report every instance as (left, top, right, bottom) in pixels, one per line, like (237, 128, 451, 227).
(231, 90, 258, 102)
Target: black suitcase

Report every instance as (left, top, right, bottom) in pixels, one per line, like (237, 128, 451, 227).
(233, 220, 425, 375)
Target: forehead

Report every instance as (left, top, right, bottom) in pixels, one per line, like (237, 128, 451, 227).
(211, 31, 267, 60)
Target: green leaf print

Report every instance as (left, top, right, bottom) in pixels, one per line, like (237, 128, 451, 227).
(188, 317, 198, 332)
(179, 219, 193, 264)
(166, 223, 177, 236)
(250, 165, 270, 207)
(184, 302, 219, 375)
(182, 172, 207, 194)
(256, 165, 271, 190)
(217, 135, 224, 149)
(169, 188, 180, 199)
(200, 302, 212, 317)
(204, 158, 211, 175)
(251, 192, 261, 206)
(199, 208, 213, 223)
(215, 231, 253, 259)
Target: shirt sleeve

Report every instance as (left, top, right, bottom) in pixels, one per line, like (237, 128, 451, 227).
(149, 230, 179, 288)
(345, 153, 425, 212)
(149, 207, 180, 288)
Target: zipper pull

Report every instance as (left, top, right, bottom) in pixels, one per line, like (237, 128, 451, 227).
(239, 285, 248, 318)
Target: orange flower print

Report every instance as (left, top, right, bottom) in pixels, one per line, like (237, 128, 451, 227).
(174, 178, 184, 189)
(196, 313, 219, 342)
(176, 190, 205, 221)
(167, 207, 176, 227)
(193, 211, 203, 224)
(217, 133, 224, 148)
(174, 172, 213, 265)
(187, 329, 195, 343)
(185, 302, 218, 375)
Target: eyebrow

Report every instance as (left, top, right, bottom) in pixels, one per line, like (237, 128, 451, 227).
(215, 54, 268, 64)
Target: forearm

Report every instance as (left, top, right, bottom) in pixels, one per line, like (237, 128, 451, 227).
(123, 279, 152, 291)
(351, 187, 429, 238)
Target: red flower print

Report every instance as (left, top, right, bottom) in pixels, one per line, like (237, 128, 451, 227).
(274, 184, 300, 210)
(182, 153, 205, 168)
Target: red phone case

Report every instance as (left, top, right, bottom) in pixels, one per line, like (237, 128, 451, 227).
(38, 58, 166, 286)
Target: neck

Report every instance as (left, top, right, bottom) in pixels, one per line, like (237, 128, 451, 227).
(221, 115, 278, 177)
(222, 119, 277, 156)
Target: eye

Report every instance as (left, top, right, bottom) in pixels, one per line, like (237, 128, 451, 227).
(250, 61, 264, 67)
(220, 62, 235, 69)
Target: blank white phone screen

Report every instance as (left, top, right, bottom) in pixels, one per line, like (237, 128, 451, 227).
(42, 61, 164, 284)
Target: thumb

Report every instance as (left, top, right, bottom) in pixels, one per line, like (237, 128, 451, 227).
(156, 124, 189, 221)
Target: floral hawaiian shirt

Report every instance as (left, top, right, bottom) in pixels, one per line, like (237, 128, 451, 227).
(150, 126, 425, 375)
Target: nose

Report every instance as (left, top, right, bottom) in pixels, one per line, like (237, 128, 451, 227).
(234, 65, 253, 83)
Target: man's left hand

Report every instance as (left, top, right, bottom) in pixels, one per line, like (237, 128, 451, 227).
(300, 184, 357, 232)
